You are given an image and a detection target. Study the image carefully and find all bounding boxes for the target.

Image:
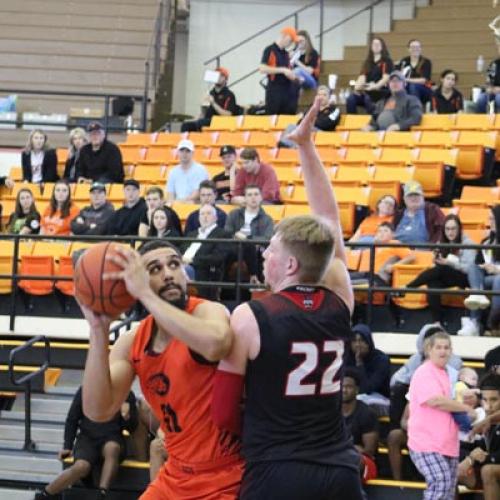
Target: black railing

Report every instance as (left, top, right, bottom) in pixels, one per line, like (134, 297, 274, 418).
(8, 335, 50, 451)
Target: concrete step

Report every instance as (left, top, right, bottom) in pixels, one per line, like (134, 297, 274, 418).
(0, 438, 61, 453)
(393, 18, 500, 32)
(417, 5, 498, 19)
(0, 423, 64, 444)
(0, 488, 37, 500)
(0, 410, 66, 424)
(12, 395, 72, 415)
(0, 450, 60, 474)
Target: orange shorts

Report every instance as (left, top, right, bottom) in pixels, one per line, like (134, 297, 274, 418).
(140, 455, 244, 500)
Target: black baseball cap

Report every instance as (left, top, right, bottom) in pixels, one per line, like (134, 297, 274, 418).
(219, 145, 236, 157)
(87, 121, 104, 132)
(89, 182, 106, 192)
(124, 179, 140, 189)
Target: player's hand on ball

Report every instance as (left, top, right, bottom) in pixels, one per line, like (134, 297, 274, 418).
(77, 300, 114, 335)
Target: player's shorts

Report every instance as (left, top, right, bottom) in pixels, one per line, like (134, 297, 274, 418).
(139, 454, 243, 500)
(239, 460, 364, 500)
(73, 433, 125, 467)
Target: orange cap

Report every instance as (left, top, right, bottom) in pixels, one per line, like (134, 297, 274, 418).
(216, 67, 230, 79)
(281, 26, 299, 42)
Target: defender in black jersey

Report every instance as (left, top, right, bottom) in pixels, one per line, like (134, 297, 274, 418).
(212, 98, 363, 500)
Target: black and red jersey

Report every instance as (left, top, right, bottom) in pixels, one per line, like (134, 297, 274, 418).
(242, 285, 359, 470)
(261, 42, 291, 85)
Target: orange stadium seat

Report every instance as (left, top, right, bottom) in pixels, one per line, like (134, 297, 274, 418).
(187, 132, 214, 148)
(239, 115, 274, 131)
(18, 256, 55, 296)
(54, 255, 75, 296)
(140, 147, 175, 167)
(133, 165, 166, 184)
(454, 186, 500, 208)
(275, 167, 301, 185)
(262, 205, 285, 223)
(414, 131, 454, 148)
(245, 131, 278, 148)
(334, 166, 372, 184)
(345, 249, 362, 271)
(412, 163, 444, 198)
(337, 115, 371, 131)
(4, 182, 42, 201)
(154, 133, 184, 147)
(454, 114, 493, 131)
(121, 132, 156, 148)
(73, 183, 93, 202)
(206, 115, 241, 131)
(415, 147, 457, 166)
(0, 200, 15, 227)
(283, 204, 312, 218)
(0, 256, 13, 294)
(9, 166, 23, 181)
(377, 148, 414, 166)
(171, 203, 199, 227)
(367, 181, 401, 210)
(411, 114, 455, 131)
(455, 146, 484, 180)
(271, 148, 300, 168)
(457, 206, 490, 230)
(39, 182, 55, 201)
(271, 115, 300, 130)
(56, 148, 68, 165)
(121, 147, 146, 166)
(372, 166, 412, 184)
(343, 131, 380, 148)
(213, 131, 247, 147)
(314, 131, 345, 148)
(379, 131, 417, 148)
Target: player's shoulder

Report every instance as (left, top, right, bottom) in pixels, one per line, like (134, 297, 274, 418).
(192, 298, 230, 319)
(110, 327, 138, 362)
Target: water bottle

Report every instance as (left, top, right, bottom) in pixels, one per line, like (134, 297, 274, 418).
(477, 55, 485, 73)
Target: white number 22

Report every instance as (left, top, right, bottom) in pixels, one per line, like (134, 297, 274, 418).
(285, 341, 344, 396)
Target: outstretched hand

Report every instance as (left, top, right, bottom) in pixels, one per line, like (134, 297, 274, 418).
(286, 95, 321, 146)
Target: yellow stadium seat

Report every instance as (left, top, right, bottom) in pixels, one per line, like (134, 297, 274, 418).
(271, 149, 300, 168)
(121, 147, 146, 166)
(345, 249, 362, 271)
(337, 115, 371, 131)
(187, 132, 214, 148)
(191, 148, 212, 163)
(411, 114, 455, 131)
(414, 131, 454, 148)
(245, 132, 277, 148)
(454, 185, 500, 207)
(457, 206, 490, 230)
(206, 115, 241, 131)
(1, 200, 15, 227)
(416, 148, 457, 166)
(334, 166, 372, 184)
(69, 242, 98, 255)
(262, 205, 285, 223)
(367, 181, 401, 210)
(275, 167, 301, 185)
(32, 241, 70, 261)
(254, 148, 276, 164)
(464, 228, 488, 243)
(334, 186, 369, 206)
(39, 182, 56, 201)
(315, 132, 345, 148)
(154, 133, 184, 147)
(73, 183, 93, 202)
(271, 115, 300, 130)
(239, 115, 275, 131)
(133, 166, 167, 185)
(452, 131, 497, 149)
(377, 148, 414, 166)
(342, 148, 378, 166)
(121, 133, 156, 147)
(0, 256, 13, 294)
(205, 166, 223, 178)
(171, 202, 199, 226)
(455, 146, 484, 180)
(0, 241, 32, 258)
(283, 204, 312, 218)
(454, 114, 493, 131)
(318, 148, 345, 165)
(213, 131, 247, 147)
(4, 183, 42, 201)
(372, 166, 412, 184)
(140, 147, 175, 167)
(9, 166, 23, 182)
(343, 131, 380, 148)
(379, 131, 417, 148)
(412, 163, 444, 198)
(338, 201, 356, 238)
(56, 148, 68, 165)
(282, 185, 307, 204)
(107, 184, 127, 202)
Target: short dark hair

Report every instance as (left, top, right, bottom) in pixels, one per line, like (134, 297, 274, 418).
(244, 184, 261, 194)
(407, 38, 420, 47)
(479, 373, 500, 392)
(138, 240, 181, 257)
(199, 179, 217, 193)
(344, 367, 361, 387)
(145, 186, 164, 199)
(240, 147, 259, 161)
(440, 69, 458, 81)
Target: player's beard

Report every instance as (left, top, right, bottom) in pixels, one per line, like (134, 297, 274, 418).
(159, 283, 188, 310)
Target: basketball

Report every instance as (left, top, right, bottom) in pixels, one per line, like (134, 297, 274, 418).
(74, 242, 136, 317)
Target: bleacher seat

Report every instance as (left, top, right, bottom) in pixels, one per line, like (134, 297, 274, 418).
(314, 131, 344, 148)
(140, 147, 173, 167)
(213, 131, 246, 147)
(343, 131, 380, 148)
(18, 256, 55, 296)
(154, 133, 184, 147)
(205, 115, 241, 131)
(337, 114, 371, 131)
(54, 255, 75, 297)
(245, 131, 277, 148)
(239, 115, 274, 131)
(271, 115, 300, 131)
(379, 131, 417, 148)
(120, 133, 156, 148)
(453, 113, 493, 131)
(414, 131, 454, 148)
(411, 113, 455, 131)
(4, 183, 41, 201)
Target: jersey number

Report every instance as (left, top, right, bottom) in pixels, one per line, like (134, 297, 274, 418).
(285, 341, 344, 396)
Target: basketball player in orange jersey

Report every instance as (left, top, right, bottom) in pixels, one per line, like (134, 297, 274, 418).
(79, 240, 243, 499)
(212, 96, 364, 499)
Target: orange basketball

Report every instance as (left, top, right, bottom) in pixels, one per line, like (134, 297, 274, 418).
(74, 242, 136, 317)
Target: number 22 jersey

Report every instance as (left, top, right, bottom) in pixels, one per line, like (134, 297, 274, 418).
(242, 285, 359, 470)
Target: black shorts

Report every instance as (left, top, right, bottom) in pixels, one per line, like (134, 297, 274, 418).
(239, 460, 364, 500)
(73, 434, 125, 467)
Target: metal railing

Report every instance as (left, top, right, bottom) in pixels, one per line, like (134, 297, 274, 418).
(8, 335, 50, 451)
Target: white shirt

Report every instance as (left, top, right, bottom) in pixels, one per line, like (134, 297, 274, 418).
(30, 151, 44, 183)
(240, 210, 258, 237)
(183, 223, 217, 262)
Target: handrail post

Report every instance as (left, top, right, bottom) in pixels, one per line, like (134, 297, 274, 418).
(294, 13, 299, 29)
(9, 236, 20, 331)
(143, 61, 150, 132)
(103, 95, 110, 132)
(389, 0, 394, 30)
(368, 5, 374, 42)
(319, 0, 324, 59)
(24, 381, 34, 451)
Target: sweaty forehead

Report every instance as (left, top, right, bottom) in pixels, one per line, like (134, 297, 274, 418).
(141, 247, 181, 265)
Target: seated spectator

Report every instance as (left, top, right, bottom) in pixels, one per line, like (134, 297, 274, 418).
(363, 71, 423, 131)
(185, 180, 227, 234)
(21, 129, 58, 183)
(345, 323, 391, 415)
(457, 373, 500, 497)
(148, 207, 181, 238)
(138, 186, 181, 237)
(464, 206, 500, 334)
(213, 145, 237, 202)
(34, 387, 137, 500)
(476, 45, 500, 113)
(166, 140, 209, 203)
(486, 346, 500, 375)
(40, 180, 79, 236)
(231, 148, 280, 206)
(70, 182, 115, 236)
(396, 39, 433, 105)
(431, 69, 464, 114)
(181, 67, 239, 132)
(349, 222, 415, 286)
(387, 403, 409, 480)
(63, 128, 88, 183)
(346, 37, 393, 114)
(290, 30, 320, 90)
(394, 181, 445, 244)
(342, 368, 379, 483)
(350, 195, 396, 243)
(6, 188, 40, 235)
(401, 215, 478, 334)
(107, 180, 147, 236)
(180, 204, 232, 299)
(78, 122, 124, 183)
(225, 185, 274, 283)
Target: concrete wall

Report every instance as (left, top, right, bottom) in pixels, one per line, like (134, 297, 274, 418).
(174, 0, 429, 116)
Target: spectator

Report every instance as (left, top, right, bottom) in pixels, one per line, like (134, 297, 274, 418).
(34, 387, 137, 500)
(363, 71, 423, 131)
(70, 182, 115, 236)
(166, 139, 209, 203)
(78, 122, 124, 183)
(350, 195, 396, 243)
(342, 368, 379, 483)
(21, 129, 58, 183)
(457, 373, 500, 498)
(431, 69, 464, 114)
(396, 39, 433, 105)
(259, 26, 299, 114)
(346, 37, 394, 114)
(106, 179, 147, 236)
(149, 428, 167, 482)
(138, 186, 181, 237)
(349, 222, 415, 287)
(387, 403, 409, 480)
(225, 185, 274, 283)
(63, 128, 88, 183)
(185, 180, 227, 234)
(402, 214, 478, 333)
(231, 147, 280, 206)
(393, 180, 445, 244)
(408, 331, 474, 500)
(6, 188, 40, 235)
(345, 323, 391, 415)
(180, 204, 232, 298)
(476, 45, 500, 113)
(485, 346, 500, 375)
(291, 30, 320, 90)
(40, 180, 79, 236)
(148, 207, 181, 238)
(181, 67, 239, 132)
(212, 145, 238, 202)
(464, 206, 500, 335)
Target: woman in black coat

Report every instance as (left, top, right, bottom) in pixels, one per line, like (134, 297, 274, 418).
(21, 129, 58, 183)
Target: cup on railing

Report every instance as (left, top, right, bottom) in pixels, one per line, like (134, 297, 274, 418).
(471, 86, 482, 103)
(328, 74, 338, 90)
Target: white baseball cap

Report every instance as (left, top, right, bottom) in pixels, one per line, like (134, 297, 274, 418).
(177, 139, 195, 152)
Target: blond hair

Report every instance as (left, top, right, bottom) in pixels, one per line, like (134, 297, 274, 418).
(68, 127, 88, 157)
(275, 215, 334, 282)
(423, 331, 451, 357)
(24, 129, 50, 153)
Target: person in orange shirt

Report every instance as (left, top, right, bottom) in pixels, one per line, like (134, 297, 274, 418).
(350, 222, 415, 285)
(40, 180, 80, 236)
(349, 195, 396, 243)
(79, 240, 243, 499)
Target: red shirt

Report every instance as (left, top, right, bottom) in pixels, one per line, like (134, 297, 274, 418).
(129, 297, 241, 467)
(232, 162, 280, 202)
